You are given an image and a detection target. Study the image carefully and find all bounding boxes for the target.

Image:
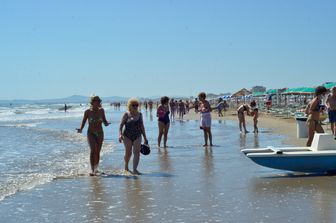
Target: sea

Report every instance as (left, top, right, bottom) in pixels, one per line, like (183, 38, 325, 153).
(0, 103, 116, 201)
(2, 103, 336, 222)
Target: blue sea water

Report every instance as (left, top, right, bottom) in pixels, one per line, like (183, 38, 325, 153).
(0, 103, 116, 200)
(3, 104, 336, 222)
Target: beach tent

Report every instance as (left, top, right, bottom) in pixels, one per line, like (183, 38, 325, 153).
(232, 88, 251, 97)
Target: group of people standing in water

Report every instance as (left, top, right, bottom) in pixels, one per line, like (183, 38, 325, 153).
(76, 86, 336, 176)
(76, 92, 216, 176)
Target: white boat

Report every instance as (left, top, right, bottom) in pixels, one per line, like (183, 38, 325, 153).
(242, 133, 336, 173)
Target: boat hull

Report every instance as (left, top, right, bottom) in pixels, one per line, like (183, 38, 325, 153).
(248, 153, 336, 173)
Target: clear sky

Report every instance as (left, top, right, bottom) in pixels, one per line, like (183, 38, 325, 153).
(0, 0, 335, 100)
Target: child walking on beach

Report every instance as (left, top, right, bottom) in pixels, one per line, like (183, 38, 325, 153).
(77, 95, 110, 176)
(198, 92, 213, 147)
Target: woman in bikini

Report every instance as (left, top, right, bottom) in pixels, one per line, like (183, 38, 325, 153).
(326, 86, 336, 138)
(237, 103, 251, 134)
(119, 98, 148, 175)
(306, 86, 328, 146)
(157, 96, 170, 148)
(77, 95, 110, 176)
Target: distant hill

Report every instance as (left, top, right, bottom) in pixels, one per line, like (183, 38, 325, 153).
(0, 95, 129, 105)
(0, 93, 233, 105)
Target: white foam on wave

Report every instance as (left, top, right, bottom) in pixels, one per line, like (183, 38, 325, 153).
(0, 126, 116, 201)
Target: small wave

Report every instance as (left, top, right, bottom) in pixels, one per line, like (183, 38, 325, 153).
(0, 127, 116, 201)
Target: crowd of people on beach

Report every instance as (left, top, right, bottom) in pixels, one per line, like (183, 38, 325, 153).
(76, 86, 336, 176)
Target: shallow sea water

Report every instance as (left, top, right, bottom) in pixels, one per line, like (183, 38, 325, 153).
(1, 105, 336, 222)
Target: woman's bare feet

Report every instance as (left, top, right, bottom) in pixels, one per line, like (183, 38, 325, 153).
(132, 170, 142, 175)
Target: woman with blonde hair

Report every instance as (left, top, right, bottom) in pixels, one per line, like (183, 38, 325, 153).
(77, 95, 110, 176)
(119, 98, 148, 175)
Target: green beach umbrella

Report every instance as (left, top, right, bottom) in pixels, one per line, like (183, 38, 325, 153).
(323, 82, 336, 89)
(266, 89, 277, 94)
(252, 92, 266, 97)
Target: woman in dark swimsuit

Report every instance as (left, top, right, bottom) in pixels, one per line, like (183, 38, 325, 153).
(306, 86, 327, 146)
(77, 95, 110, 176)
(157, 96, 170, 148)
(119, 98, 148, 175)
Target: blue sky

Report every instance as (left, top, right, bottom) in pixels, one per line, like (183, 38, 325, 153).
(0, 0, 335, 99)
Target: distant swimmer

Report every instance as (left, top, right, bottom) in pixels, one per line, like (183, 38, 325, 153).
(64, 104, 68, 112)
(76, 95, 110, 176)
(119, 98, 148, 175)
(157, 96, 170, 148)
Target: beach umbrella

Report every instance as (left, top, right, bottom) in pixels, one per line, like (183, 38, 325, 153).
(300, 87, 315, 94)
(252, 92, 266, 97)
(324, 82, 336, 89)
(266, 89, 277, 95)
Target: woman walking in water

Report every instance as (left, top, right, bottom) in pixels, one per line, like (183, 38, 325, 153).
(157, 96, 170, 148)
(306, 86, 327, 146)
(119, 98, 148, 175)
(77, 95, 110, 176)
(198, 92, 213, 147)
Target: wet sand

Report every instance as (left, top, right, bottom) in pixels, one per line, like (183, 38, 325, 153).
(184, 109, 334, 147)
(1, 110, 336, 222)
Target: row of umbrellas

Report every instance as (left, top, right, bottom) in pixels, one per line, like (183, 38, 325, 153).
(222, 82, 336, 99)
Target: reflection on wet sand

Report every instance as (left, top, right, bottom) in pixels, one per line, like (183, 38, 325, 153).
(158, 148, 172, 172)
(203, 147, 214, 178)
(124, 178, 151, 221)
(239, 133, 247, 149)
(254, 134, 260, 148)
(87, 177, 111, 222)
(250, 174, 336, 223)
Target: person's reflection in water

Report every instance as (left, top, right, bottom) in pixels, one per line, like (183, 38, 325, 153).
(253, 134, 260, 148)
(149, 112, 153, 122)
(239, 133, 247, 150)
(124, 179, 149, 222)
(203, 147, 214, 176)
(87, 177, 110, 222)
(158, 148, 172, 172)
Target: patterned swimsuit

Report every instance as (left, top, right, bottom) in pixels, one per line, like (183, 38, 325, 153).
(123, 113, 143, 142)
